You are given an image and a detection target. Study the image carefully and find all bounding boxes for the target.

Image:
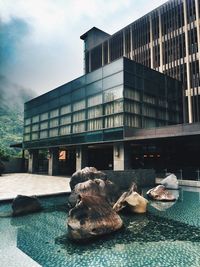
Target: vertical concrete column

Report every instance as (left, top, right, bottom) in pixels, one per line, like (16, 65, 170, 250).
(183, 0, 193, 123)
(158, 9, 163, 73)
(48, 148, 59, 176)
(76, 146, 88, 171)
(149, 14, 154, 69)
(130, 25, 133, 60)
(113, 143, 131, 171)
(28, 149, 39, 173)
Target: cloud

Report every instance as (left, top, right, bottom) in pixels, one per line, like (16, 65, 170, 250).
(0, 0, 167, 95)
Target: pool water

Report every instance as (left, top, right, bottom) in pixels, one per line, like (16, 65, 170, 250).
(1, 187, 200, 267)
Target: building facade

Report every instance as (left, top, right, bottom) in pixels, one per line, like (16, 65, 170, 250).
(81, 0, 200, 123)
(23, 58, 182, 175)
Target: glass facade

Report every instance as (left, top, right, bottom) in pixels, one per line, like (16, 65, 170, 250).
(24, 58, 182, 148)
(82, 0, 200, 123)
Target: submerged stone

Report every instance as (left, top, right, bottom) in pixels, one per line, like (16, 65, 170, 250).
(12, 195, 42, 216)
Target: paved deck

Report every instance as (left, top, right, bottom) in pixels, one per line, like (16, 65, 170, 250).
(0, 173, 71, 201)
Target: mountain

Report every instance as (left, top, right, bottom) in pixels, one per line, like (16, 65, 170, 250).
(0, 75, 35, 159)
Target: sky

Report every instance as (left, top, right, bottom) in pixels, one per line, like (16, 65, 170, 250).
(0, 0, 167, 97)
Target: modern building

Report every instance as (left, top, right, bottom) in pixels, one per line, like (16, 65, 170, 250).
(23, 58, 182, 175)
(81, 0, 200, 123)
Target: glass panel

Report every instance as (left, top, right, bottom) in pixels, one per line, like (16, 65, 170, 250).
(50, 109, 59, 118)
(142, 105, 156, 117)
(103, 86, 123, 103)
(49, 118, 59, 128)
(32, 132, 38, 140)
(49, 128, 59, 137)
(87, 119, 103, 131)
(87, 94, 102, 107)
(60, 105, 71, 115)
(124, 88, 140, 101)
(24, 118, 31, 125)
(143, 118, 156, 128)
(73, 111, 85, 122)
(60, 115, 71, 125)
(24, 134, 30, 141)
(72, 122, 85, 133)
(73, 100, 86, 112)
(143, 93, 156, 104)
(40, 112, 48, 121)
(32, 115, 39, 123)
(60, 125, 71, 135)
(32, 124, 39, 131)
(24, 126, 31, 133)
(104, 115, 123, 128)
(40, 130, 48, 139)
(88, 106, 103, 119)
(124, 101, 140, 114)
(103, 72, 123, 90)
(40, 121, 48, 130)
(125, 114, 141, 128)
(104, 101, 123, 115)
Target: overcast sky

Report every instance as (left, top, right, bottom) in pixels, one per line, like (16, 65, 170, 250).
(0, 0, 166, 96)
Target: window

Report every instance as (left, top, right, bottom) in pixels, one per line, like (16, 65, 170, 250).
(24, 118, 31, 125)
(87, 119, 103, 131)
(73, 111, 85, 122)
(104, 115, 123, 128)
(24, 134, 30, 141)
(104, 101, 123, 115)
(103, 86, 123, 103)
(124, 88, 140, 101)
(142, 105, 156, 117)
(32, 115, 39, 123)
(49, 118, 59, 128)
(24, 126, 31, 133)
(60, 105, 71, 115)
(60, 125, 71, 135)
(60, 115, 71, 125)
(87, 94, 102, 107)
(40, 112, 48, 121)
(125, 114, 141, 128)
(124, 101, 140, 114)
(32, 132, 38, 140)
(143, 93, 156, 105)
(88, 106, 102, 119)
(72, 122, 85, 133)
(40, 121, 48, 130)
(32, 124, 39, 131)
(49, 128, 59, 137)
(50, 109, 59, 118)
(73, 100, 85, 112)
(40, 130, 48, 139)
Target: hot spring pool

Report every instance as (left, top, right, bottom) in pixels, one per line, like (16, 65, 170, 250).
(1, 187, 200, 267)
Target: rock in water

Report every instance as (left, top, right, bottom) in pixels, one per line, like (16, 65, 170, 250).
(67, 194, 123, 241)
(68, 178, 119, 208)
(160, 174, 179, 189)
(113, 182, 148, 214)
(146, 185, 176, 201)
(12, 195, 42, 216)
(70, 167, 107, 190)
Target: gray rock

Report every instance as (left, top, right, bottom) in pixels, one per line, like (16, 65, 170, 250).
(160, 174, 179, 189)
(12, 195, 42, 216)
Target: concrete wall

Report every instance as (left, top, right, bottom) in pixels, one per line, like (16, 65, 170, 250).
(103, 169, 155, 190)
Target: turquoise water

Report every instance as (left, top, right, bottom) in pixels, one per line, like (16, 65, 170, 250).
(1, 188, 200, 267)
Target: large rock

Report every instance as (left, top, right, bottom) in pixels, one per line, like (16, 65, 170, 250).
(67, 194, 123, 241)
(70, 167, 107, 190)
(12, 195, 42, 216)
(68, 178, 120, 208)
(146, 185, 176, 201)
(160, 174, 179, 189)
(113, 182, 148, 214)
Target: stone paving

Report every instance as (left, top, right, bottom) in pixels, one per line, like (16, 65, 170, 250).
(0, 173, 71, 201)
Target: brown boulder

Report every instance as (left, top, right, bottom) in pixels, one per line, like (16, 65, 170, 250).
(12, 195, 42, 216)
(67, 194, 123, 241)
(70, 167, 107, 190)
(146, 185, 176, 201)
